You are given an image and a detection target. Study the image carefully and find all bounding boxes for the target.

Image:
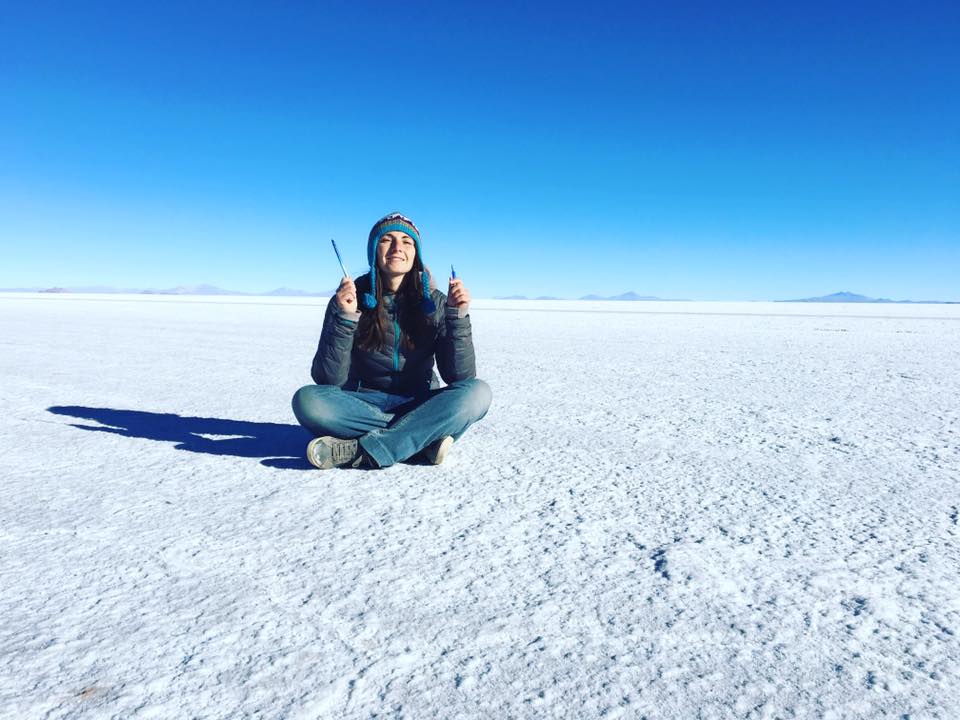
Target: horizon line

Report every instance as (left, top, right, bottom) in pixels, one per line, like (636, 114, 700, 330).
(1, 288, 958, 305)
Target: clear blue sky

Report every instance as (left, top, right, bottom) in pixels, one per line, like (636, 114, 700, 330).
(2, 0, 957, 300)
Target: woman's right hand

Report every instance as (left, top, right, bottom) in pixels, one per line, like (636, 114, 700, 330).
(335, 276, 358, 313)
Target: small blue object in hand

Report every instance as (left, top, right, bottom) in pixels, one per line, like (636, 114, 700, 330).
(331, 238, 349, 278)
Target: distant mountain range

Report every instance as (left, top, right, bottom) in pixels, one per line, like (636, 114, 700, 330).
(11, 286, 676, 301)
(580, 292, 676, 301)
(2, 284, 338, 296)
(2, 286, 955, 304)
(779, 291, 958, 304)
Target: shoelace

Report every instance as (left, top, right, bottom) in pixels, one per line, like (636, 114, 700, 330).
(332, 440, 357, 464)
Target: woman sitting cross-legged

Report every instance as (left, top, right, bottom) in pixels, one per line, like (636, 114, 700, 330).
(292, 212, 492, 469)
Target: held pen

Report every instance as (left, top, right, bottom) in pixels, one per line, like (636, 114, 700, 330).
(331, 238, 350, 278)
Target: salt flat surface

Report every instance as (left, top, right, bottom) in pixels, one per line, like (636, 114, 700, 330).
(1, 293, 958, 719)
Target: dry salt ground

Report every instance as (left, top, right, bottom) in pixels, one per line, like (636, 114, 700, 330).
(1, 292, 958, 720)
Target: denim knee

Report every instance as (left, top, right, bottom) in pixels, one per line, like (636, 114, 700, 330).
(451, 378, 492, 421)
(292, 384, 340, 428)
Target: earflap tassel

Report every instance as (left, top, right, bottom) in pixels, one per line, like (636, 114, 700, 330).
(364, 266, 379, 308)
(421, 270, 436, 313)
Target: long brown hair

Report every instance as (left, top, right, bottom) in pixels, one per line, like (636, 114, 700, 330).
(355, 259, 435, 353)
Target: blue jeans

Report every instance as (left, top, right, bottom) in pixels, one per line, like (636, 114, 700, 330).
(291, 379, 492, 468)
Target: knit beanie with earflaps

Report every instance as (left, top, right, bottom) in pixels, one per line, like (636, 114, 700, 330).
(363, 212, 436, 314)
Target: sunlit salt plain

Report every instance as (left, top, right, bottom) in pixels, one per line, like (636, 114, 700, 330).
(1, 292, 958, 719)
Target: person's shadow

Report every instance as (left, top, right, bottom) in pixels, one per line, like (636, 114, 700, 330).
(47, 406, 314, 469)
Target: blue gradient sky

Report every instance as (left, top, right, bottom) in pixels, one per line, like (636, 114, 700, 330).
(2, 1, 958, 300)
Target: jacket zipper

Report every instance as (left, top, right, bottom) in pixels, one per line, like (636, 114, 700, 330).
(393, 314, 400, 371)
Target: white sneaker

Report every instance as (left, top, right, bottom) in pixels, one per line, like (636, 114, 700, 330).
(306, 436, 364, 469)
(422, 435, 453, 465)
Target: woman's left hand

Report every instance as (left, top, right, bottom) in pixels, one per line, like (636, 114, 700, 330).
(447, 278, 471, 308)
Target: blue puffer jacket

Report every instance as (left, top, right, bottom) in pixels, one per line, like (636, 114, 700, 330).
(310, 274, 476, 396)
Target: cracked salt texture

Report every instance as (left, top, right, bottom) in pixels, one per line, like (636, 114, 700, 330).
(1, 294, 958, 718)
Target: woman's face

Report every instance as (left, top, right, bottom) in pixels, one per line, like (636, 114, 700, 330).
(376, 231, 417, 277)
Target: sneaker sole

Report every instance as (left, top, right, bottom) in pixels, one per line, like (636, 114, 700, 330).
(306, 437, 331, 469)
(429, 436, 454, 465)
